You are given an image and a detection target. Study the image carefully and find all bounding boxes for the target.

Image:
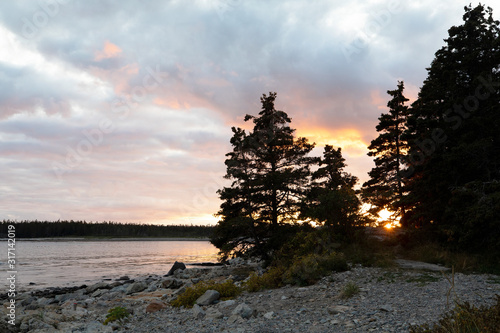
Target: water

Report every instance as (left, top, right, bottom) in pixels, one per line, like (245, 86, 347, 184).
(0, 239, 219, 290)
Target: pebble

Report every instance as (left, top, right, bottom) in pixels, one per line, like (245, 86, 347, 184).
(0, 264, 498, 333)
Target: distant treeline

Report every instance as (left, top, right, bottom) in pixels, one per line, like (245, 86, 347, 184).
(0, 220, 214, 238)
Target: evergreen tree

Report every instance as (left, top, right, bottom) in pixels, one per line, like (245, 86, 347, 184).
(211, 92, 315, 260)
(362, 81, 409, 223)
(403, 5, 500, 251)
(302, 145, 363, 234)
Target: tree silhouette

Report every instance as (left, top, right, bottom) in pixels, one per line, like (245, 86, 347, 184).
(211, 92, 315, 260)
(362, 81, 409, 223)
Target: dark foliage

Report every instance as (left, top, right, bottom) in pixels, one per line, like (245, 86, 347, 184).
(0, 220, 214, 238)
(362, 81, 410, 222)
(211, 92, 316, 261)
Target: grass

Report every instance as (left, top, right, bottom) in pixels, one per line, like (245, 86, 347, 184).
(376, 270, 404, 283)
(170, 280, 241, 308)
(406, 273, 441, 286)
(340, 282, 360, 299)
(410, 296, 500, 333)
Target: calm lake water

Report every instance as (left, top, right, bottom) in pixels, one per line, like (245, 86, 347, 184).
(1, 240, 219, 290)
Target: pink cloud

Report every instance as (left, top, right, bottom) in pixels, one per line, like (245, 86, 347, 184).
(95, 41, 122, 61)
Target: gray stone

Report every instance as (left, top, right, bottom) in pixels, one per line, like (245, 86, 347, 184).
(196, 290, 220, 306)
(263, 311, 274, 319)
(227, 314, 244, 324)
(162, 278, 184, 289)
(232, 303, 254, 319)
(125, 281, 148, 294)
(55, 293, 81, 303)
(167, 261, 186, 276)
(205, 308, 224, 319)
(327, 305, 353, 314)
(218, 299, 236, 308)
(192, 304, 205, 319)
(37, 297, 56, 306)
(86, 282, 109, 294)
(380, 304, 394, 312)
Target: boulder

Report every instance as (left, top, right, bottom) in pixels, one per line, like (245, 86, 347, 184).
(161, 278, 184, 289)
(192, 304, 205, 319)
(125, 281, 148, 295)
(205, 308, 224, 319)
(196, 290, 220, 306)
(218, 299, 236, 308)
(232, 303, 254, 319)
(86, 282, 110, 294)
(167, 261, 186, 276)
(145, 301, 167, 313)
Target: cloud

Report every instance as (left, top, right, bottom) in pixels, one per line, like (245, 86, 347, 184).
(0, 0, 496, 224)
(95, 41, 122, 61)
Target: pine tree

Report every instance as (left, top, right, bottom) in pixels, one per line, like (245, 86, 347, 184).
(403, 5, 500, 250)
(302, 145, 363, 234)
(362, 81, 409, 223)
(211, 92, 315, 260)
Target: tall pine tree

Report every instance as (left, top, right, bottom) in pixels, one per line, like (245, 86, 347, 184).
(403, 5, 500, 251)
(211, 92, 315, 260)
(362, 81, 409, 223)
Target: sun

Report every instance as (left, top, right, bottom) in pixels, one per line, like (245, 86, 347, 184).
(377, 209, 401, 229)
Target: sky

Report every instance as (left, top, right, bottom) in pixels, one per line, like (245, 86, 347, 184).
(1, 0, 497, 225)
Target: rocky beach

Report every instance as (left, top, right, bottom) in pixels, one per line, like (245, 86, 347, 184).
(2, 259, 499, 333)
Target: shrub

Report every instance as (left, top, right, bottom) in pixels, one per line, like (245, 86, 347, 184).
(244, 267, 285, 292)
(410, 296, 500, 333)
(282, 252, 348, 286)
(103, 306, 130, 325)
(340, 282, 360, 299)
(170, 280, 241, 308)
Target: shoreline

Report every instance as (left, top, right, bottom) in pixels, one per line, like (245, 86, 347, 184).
(2, 262, 499, 332)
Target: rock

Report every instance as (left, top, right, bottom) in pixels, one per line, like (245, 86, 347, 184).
(145, 301, 167, 313)
(86, 282, 110, 294)
(125, 281, 148, 295)
(327, 305, 353, 314)
(61, 300, 89, 319)
(196, 290, 220, 306)
(20, 317, 54, 332)
(25, 303, 40, 310)
(161, 278, 184, 289)
(167, 261, 186, 276)
(380, 304, 394, 312)
(232, 303, 254, 319)
(37, 297, 57, 306)
(218, 299, 236, 308)
(91, 289, 109, 298)
(263, 311, 274, 319)
(117, 275, 130, 281)
(192, 304, 205, 319)
(205, 308, 224, 319)
(227, 314, 244, 324)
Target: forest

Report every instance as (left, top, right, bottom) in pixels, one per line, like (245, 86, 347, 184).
(0, 220, 214, 239)
(210, 4, 500, 268)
